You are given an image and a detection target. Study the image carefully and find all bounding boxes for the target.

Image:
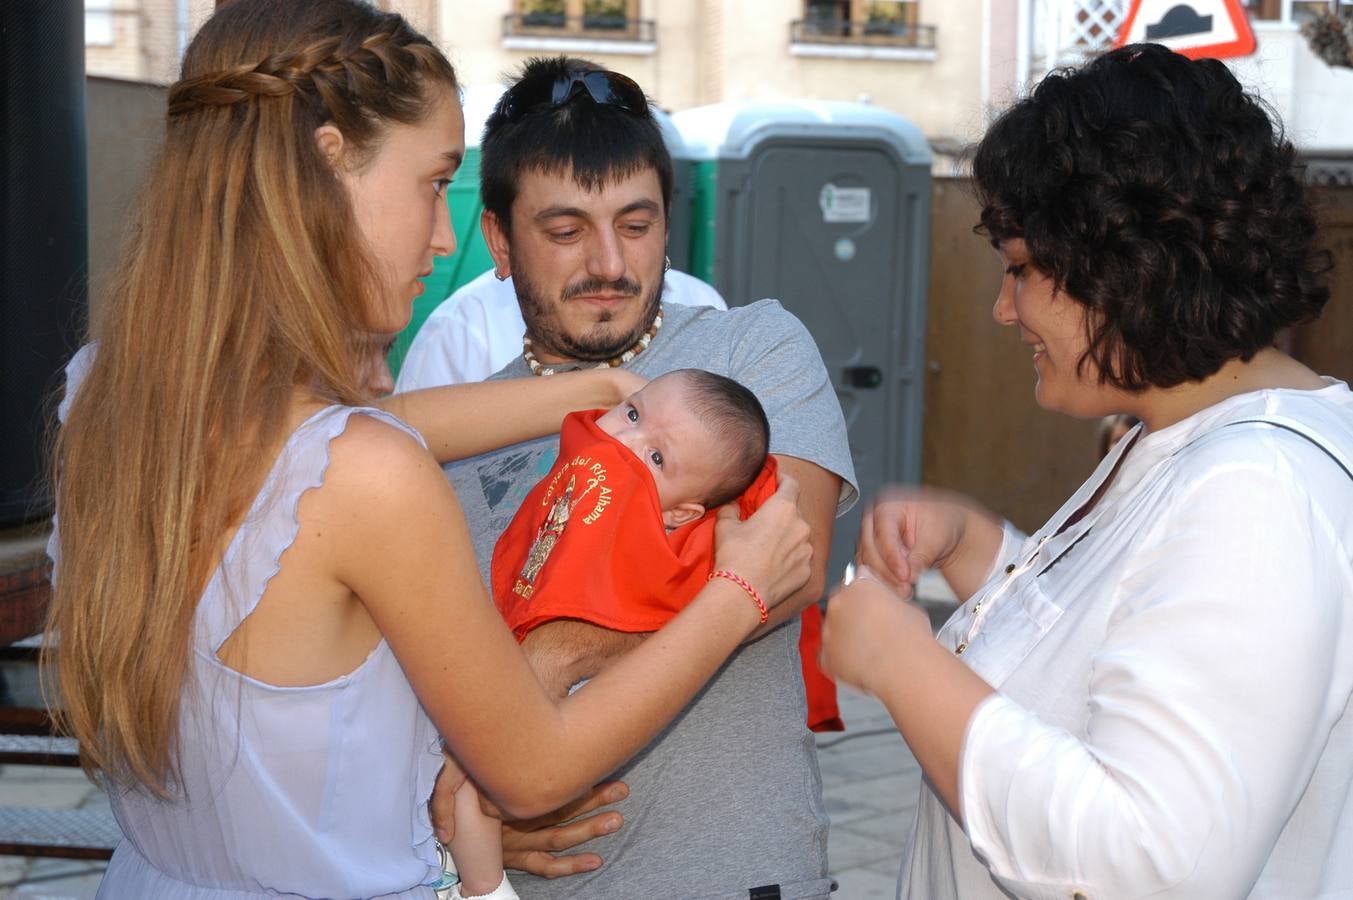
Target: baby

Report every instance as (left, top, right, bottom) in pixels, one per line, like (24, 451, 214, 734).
(441, 369, 772, 900)
(494, 367, 775, 658)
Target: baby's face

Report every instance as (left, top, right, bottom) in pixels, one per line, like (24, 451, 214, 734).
(596, 375, 731, 528)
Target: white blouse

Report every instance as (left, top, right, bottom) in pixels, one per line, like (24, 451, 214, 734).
(901, 380, 1353, 899)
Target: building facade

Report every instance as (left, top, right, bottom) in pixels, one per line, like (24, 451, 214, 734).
(81, 1, 1353, 167)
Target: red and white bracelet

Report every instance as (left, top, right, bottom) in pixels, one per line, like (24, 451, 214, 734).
(708, 569, 768, 625)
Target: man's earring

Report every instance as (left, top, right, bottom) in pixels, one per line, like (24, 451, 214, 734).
(494, 270, 509, 282)
(663, 255, 672, 273)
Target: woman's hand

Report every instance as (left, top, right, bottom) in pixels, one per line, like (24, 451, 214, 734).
(819, 569, 932, 695)
(859, 487, 1004, 603)
(711, 474, 812, 615)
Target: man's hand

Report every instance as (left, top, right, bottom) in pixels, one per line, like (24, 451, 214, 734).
(501, 781, 629, 878)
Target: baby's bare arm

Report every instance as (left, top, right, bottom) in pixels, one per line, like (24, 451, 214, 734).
(521, 621, 647, 700)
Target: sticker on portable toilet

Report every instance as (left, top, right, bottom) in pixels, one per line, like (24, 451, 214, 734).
(834, 237, 857, 261)
(820, 184, 871, 223)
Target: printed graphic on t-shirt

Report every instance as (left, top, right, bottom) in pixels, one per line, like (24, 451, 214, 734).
(476, 447, 559, 520)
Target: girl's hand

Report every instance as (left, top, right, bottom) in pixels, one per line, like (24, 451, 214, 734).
(819, 569, 932, 695)
(711, 474, 812, 614)
(605, 367, 647, 405)
(429, 747, 467, 843)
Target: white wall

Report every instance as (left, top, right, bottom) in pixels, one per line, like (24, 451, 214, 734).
(1226, 24, 1353, 152)
(433, 0, 989, 147)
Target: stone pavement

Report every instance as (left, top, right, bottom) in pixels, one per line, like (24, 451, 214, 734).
(818, 570, 957, 898)
(818, 686, 921, 899)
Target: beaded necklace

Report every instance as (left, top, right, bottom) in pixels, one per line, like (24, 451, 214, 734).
(522, 312, 663, 376)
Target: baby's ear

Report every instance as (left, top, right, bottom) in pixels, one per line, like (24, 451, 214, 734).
(662, 502, 706, 529)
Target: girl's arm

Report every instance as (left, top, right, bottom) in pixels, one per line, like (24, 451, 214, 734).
(326, 420, 812, 820)
(375, 368, 643, 463)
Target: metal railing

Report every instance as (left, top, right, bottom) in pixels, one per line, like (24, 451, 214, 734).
(502, 13, 656, 42)
(789, 17, 937, 49)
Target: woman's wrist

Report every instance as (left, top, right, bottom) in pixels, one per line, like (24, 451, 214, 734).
(867, 599, 936, 698)
(708, 569, 768, 624)
(605, 368, 645, 406)
(700, 573, 768, 634)
(935, 500, 1005, 601)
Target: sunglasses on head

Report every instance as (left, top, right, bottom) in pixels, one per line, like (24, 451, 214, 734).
(499, 69, 648, 121)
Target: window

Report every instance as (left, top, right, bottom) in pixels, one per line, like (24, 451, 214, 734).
(507, 0, 647, 38)
(792, 0, 934, 51)
(862, 0, 919, 37)
(85, 0, 114, 46)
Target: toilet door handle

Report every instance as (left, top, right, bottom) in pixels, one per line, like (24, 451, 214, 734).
(843, 366, 882, 389)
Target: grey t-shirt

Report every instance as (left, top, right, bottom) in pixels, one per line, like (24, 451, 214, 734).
(445, 300, 857, 899)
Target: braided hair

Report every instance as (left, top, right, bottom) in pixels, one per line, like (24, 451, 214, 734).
(167, 9, 454, 162)
(48, 0, 458, 795)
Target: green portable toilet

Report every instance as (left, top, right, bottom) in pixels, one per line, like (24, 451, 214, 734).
(672, 101, 932, 584)
(390, 86, 696, 378)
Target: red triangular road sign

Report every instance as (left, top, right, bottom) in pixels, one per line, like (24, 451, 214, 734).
(1115, 0, 1256, 60)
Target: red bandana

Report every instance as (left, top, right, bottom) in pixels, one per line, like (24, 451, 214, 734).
(492, 409, 842, 732)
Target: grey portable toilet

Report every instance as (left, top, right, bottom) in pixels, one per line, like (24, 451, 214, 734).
(672, 101, 931, 585)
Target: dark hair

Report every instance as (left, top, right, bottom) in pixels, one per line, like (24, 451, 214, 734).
(666, 369, 770, 509)
(480, 56, 674, 234)
(972, 42, 1331, 391)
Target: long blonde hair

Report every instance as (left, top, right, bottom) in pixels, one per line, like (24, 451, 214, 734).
(46, 0, 457, 795)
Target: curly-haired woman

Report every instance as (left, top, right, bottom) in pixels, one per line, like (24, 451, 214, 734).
(821, 44, 1352, 898)
(44, 2, 811, 896)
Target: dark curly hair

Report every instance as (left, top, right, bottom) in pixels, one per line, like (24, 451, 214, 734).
(972, 42, 1331, 391)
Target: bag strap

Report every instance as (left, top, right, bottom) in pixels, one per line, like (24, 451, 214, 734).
(1222, 416, 1353, 483)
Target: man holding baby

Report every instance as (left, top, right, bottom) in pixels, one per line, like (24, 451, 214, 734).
(400, 54, 856, 900)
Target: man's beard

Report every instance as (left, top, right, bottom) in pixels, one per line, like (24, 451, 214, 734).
(513, 261, 663, 363)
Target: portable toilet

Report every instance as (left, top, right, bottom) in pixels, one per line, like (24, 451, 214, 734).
(390, 86, 696, 377)
(672, 101, 932, 585)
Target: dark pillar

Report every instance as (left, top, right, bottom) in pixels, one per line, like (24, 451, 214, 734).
(0, 3, 88, 526)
